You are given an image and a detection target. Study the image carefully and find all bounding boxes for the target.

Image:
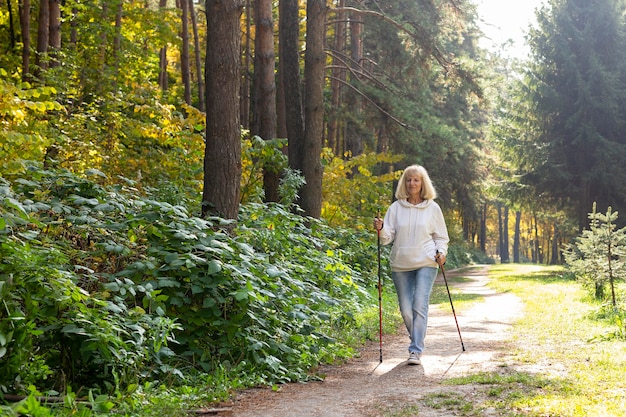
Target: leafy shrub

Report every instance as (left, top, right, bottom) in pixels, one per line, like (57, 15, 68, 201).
(0, 163, 376, 397)
(0, 168, 182, 396)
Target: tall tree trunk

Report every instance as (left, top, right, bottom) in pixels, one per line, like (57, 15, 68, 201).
(240, 0, 251, 129)
(328, 0, 346, 154)
(69, 5, 77, 46)
(344, 3, 363, 158)
(99, 3, 109, 72)
(35, 0, 49, 79)
(113, 0, 123, 83)
(501, 205, 510, 263)
(180, 0, 192, 105)
(480, 203, 487, 253)
(252, 0, 279, 202)
(513, 210, 521, 263)
(48, 0, 61, 68)
(19, 0, 31, 81)
(158, 0, 168, 90)
(7, 0, 16, 49)
(497, 203, 502, 258)
(189, 0, 205, 111)
(202, 0, 244, 220)
(550, 222, 559, 265)
(281, 0, 305, 187)
(300, 0, 326, 218)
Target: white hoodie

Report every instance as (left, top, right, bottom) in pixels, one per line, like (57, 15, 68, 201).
(379, 199, 449, 272)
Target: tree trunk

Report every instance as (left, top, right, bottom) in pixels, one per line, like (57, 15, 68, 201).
(158, 0, 168, 90)
(7, 0, 16, 49)
(202, 0, 244, 220)
(513, 210, 521, 263)
(328, 0, 346, 154)
(240, 0, 251, 129)
(35, 0, 49, 79)
(19, 0, 31, 81)
(300, 0, 326, 218)
(345, 3, 363, 158)
(180, 0, 192, 105)
(113, 0, 123, 82)
(550, 222, 559, 265)
(189, 0, 205, 111)
(48, 0, 61, 68)
(280, 0, 305, 189)
(501, 205, 510, 263)
(480, 202, 487, 253)
(252, 0, 279, 202)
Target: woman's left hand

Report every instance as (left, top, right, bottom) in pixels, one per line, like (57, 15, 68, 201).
(435, 252, 446, 266)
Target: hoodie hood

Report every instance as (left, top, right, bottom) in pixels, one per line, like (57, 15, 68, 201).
(398, 199, 433, 209)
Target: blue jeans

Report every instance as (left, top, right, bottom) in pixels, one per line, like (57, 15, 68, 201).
(392, 267, 438, 354)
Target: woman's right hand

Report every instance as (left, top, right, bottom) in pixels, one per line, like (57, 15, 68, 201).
(373, 217, 383, 231)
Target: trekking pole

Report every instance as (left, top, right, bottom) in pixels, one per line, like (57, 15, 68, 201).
(437, 250, 466, 352)
(376, 210, 383, 363)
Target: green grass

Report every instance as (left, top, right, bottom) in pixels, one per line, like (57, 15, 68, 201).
(446, 263, 626, 417)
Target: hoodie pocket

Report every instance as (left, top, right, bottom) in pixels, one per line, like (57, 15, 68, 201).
(391, 246, 432, 269)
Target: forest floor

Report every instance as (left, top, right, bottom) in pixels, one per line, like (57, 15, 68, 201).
(203, 265, 525, 416)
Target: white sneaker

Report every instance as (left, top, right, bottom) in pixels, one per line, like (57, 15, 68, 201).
(407, 351, 421, 365)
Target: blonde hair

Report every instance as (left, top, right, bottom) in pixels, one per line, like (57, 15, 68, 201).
(395, 165, 438, 201)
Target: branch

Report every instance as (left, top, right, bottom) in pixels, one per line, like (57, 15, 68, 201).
(327, 75, 413, 130)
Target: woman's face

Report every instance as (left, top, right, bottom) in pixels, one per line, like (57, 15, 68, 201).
(405, 173, 422, 197)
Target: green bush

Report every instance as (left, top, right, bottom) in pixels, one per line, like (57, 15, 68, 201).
(0, 163, 375, 397)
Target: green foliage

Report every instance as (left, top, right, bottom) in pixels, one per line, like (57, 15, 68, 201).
(524, 0, 626, 228)
(241, 135, 305, 205)
(0, 167, 182, 396)
(564, 204, 626, 303)
(0, 72, 64, 174)
(0, 164, 376, 400)
(321, 150, 402, 229)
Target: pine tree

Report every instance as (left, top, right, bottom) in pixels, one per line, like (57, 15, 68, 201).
(564, 203, 626, 305)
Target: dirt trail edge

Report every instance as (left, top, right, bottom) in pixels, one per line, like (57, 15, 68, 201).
(216, 265, 523, 417)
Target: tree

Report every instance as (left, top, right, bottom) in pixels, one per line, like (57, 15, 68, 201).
(18, 0, 31, 80)
(180, 0, 192, 105)
(279, 0, 305, 208)
(526, 0, 626, 230)
(565, 204, 626, 305)
(202, 0, 244, 220)
(188, 0, 205, 111)
(298, 0, 326, 218)
(252, 0, 279, 202)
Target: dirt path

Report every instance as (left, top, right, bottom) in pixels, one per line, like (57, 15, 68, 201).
(216, 265, 523, 416)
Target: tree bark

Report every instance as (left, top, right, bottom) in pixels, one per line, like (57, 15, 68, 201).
(19, 0, 31, 81)
(501, 205, 510, 263)
(252, 0, 279, 202)
(300, 0, 326, 218)
(35, 0, 49, 79)
(113, 0, 123, 81)
(513, 210, 521, 263)
(48, 0, 61, 68)
(328, 0, 346, 154)
(240, 0, 251, 129)
(202, 0, 244, 220)
(180, 0, 192, 105)
(158, 0, 168, 90)
(280, 0, 305, 187)
(189, 0, 205, 111)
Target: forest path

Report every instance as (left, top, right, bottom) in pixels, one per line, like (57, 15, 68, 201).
(210, 265, 523, 416)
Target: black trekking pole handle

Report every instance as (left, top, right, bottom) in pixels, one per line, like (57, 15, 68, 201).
(437, 250, 466, 352)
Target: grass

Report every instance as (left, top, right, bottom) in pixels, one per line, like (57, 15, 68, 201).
(445, 263, 626, 417)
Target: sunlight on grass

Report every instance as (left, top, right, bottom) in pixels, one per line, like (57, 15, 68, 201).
(448, 264, 626, 417)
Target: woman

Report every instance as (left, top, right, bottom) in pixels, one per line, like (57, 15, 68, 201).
(374, 164, 449, 365)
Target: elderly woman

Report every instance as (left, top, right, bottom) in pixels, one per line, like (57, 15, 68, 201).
(374, 165, 449, 365)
